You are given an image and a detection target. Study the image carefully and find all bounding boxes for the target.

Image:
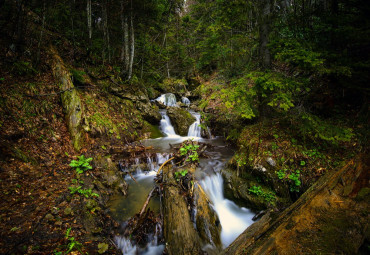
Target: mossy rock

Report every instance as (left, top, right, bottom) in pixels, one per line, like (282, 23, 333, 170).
(167, 107, 196, 136)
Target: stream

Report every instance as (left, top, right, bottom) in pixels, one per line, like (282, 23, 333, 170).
(108, 94, 255, 254)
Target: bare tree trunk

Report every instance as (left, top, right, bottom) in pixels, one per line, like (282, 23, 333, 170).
(102, 0, 110, 64)
(121, 15, 129, 78)
(128, 10, 134, 80)
(120, 0, 125, 62)
(87, 0, 92, 41)
(259, 0, 271, 69)
(36, 0, 46, 65)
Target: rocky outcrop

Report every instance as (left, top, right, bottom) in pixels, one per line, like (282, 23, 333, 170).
(109, 86, 161, 125)
(222, 154, 370, 255)
(167, 107, 196, 136)
(49, 46, 84, 151)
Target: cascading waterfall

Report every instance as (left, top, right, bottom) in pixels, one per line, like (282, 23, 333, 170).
(200, 173, 255, 248)
(111, 93, 254, 253)
(115, 222, 165, 255)
(155, 93, 177, 107)
(187, 111, 202, 138)
(159, 110, 178, 137)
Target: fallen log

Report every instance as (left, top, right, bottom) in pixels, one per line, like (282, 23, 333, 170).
(162, 165, 201, 255)
(222, 154, 370, 255)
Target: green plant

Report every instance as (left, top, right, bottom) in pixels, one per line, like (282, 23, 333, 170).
(64, 227, 82, 253)
(248, 185, 276, 204)
(174, 169, 188, 181)
(288, 170, 301, 192)
(69, 155, 93, 174)
(248, 185, 263, 196)
(69, 186, 99, 198)
(179, 142, 200, 162)
(276, 168, 287, 179)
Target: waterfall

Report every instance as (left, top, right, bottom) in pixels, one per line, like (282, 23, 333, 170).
(159, 110, 178, 137)
(200, 173, 255, 248)
(155, 93, 177, 107)
(181, 96, 191, 106)
(187, 111, 202, 138)
(115, 222, 165, 255)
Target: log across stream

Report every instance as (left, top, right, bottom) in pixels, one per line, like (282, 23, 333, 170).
(107, 95, 256, 254)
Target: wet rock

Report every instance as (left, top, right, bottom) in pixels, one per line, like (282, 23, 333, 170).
(194, 185, 222, 251)
(266, 157, 276, 167)
(167, 107, 196, 136)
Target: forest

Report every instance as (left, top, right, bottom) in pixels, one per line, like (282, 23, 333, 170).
(0, 0, 369, 254)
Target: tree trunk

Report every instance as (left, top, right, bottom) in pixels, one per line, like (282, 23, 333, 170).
(259, 0, 271, 69)
(128, 10, 134, 80)
(36, 0, 46, 65)
(162, 165, 201, 255)
(87, 0, 92, 41)
(49, 46, 84, 151)
(102, 0, 110, 64)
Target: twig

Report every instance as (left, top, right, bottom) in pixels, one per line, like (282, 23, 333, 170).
(156, 157, 175, 176)
(139, 187, 156, 216)
(128, 171, 138, 184)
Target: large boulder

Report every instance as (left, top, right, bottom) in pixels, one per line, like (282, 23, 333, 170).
(167, 107, 196, 136)
(136, 101, 161, 125)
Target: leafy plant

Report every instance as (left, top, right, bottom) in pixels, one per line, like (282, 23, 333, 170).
(69, 186, 99, 198)
(288, 170, 301, 192)
(179, 142, 200, 162)
(248, 185, 263, 196)
(174, 169, 188, 181)
(64, 227, 82, 254)
(248, 185, 276, 204)
(69, 155, 93, 174)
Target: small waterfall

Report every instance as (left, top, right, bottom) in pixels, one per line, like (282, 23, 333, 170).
(200, 173, 254, 248)
(187, 111, 202, 138)
(181, 96, 191, 106)
(155, 93, 177, 107)
(159, 110, 178, 137)
(115, 222, 165, 255)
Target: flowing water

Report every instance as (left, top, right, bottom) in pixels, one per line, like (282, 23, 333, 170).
(109, 94, 255, 254)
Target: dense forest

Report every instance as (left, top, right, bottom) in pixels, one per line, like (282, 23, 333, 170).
(0, 0, 369, 254)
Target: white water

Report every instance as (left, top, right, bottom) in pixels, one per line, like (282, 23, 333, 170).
(115, 223, 165, 255)
(200, 173, 255, 248)
(187, 111, 202, 138)
(155, 93, 177, 107)
(159, 110, 179, 137)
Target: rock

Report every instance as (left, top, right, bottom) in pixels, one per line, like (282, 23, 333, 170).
(194, 185, 222, 250)
(136, 101, 161, 125)
(167, 107, 196, 136)
(266, 157, 276, 167)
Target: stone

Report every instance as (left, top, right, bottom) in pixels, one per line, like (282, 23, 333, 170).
(266, 157, 276, 167)
(167, 107, 196, 136)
